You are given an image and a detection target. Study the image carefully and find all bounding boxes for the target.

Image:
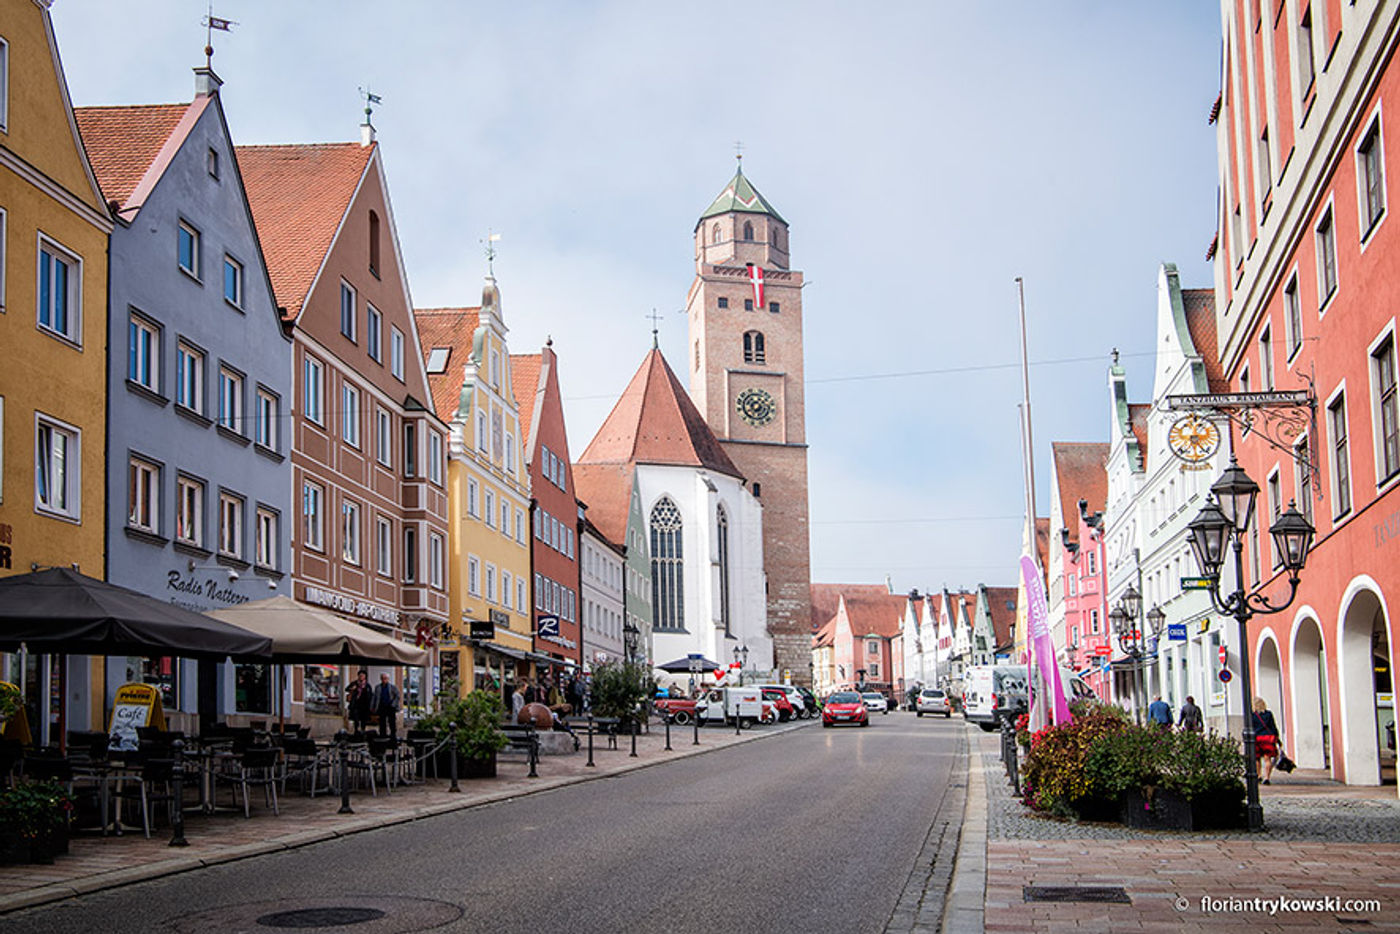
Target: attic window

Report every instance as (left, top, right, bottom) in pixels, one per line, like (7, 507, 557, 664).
(207, 148, 219, 179)
(426, 347, 451, 373)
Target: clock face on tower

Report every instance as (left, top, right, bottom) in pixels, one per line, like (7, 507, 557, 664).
(736, 387, 776, 427)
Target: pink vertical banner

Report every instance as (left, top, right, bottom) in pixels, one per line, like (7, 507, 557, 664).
(1020, 555, 1071, 726)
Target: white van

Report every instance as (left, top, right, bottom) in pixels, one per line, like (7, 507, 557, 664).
(962, 664, 1091, 731)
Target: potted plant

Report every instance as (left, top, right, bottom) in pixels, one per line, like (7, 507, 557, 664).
(0, 780, 73, 864)
(418, 689, 508, 779)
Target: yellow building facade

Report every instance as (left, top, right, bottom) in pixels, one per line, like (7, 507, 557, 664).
(0, 0, 110, 579)
(416, 276, 533, 698)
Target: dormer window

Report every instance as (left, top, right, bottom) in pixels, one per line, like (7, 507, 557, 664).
(207, 147, 219, 179)
(426, 347, 450, 374)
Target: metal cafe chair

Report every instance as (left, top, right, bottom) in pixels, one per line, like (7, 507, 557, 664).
(215, 746, 281, 818)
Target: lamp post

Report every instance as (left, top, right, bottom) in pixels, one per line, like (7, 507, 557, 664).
(732, 644, 749, 686)
(623, 621, 639, 666)
(1187, 457, 1315, 832)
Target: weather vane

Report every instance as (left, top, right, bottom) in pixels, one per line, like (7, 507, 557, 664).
(358, 86, 383, 124)
(201, 2, 235, 68)
(482, 230, 501, 276)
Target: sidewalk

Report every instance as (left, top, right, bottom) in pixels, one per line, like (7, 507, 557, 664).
(0, 717, 811, 914)
(948, 724, 1400, 933)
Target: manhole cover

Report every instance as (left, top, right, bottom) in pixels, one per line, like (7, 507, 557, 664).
(169, 896, 461, 933)
(1023, 885, 1131, 904)
(258, 907, 387, 928)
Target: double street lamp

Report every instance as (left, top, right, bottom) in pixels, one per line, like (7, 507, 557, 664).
(623, 621, 640, 666)
(1186, 456, 1315, 832)
(732, 644, 749, 686)
(1108, 584, 1165, 724)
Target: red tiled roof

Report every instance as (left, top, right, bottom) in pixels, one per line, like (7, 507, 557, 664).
(1051, 442, 1109, 546)
(1181, 289, 1227, 392)
(572, 463, 632, 548)
(812, 616, 836, 648)
(983, 586, 1018, 649)
(74, 103, 189, 211)
(840, 592, 907, 639)
(509, 353, 543, 447)
(1035, 517, 1050, 575)
(237, 142, 375, 319)
(579, 348, 743, 480)
(811, 583, 889, 632)
(413, 307, 481, 423)
(1127, 404, 1151, 468)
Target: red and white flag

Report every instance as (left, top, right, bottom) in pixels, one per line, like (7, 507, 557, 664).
(748, 264, 764, 309)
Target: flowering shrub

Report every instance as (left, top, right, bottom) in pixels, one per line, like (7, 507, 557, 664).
(0, 780, 72, 841)
(1020, 705, 1130, 817)
(1160, 729, 1245, 798)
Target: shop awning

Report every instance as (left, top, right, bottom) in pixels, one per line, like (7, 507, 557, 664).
(208, 596, 429, 666)
(0, 567, 272, 660)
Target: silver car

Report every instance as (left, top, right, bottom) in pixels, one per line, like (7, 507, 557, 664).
(860, 691, 889, 714)
(916, 688, 951, 717)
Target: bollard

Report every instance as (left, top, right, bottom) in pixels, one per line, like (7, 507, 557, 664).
(528, 733, 539, 778)
(337, 730, 354, 814)
(586, 715, 595, 768)
(664, 714, 672, 751)
(630, 717, 638, 758)
(735, 711, 742, 736)
(169, 738, 188, 847)
(693, 710, 700, 746)
(448, 722, 461, 793)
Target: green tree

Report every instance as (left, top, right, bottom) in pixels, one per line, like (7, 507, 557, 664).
(590, 661, 652, 725)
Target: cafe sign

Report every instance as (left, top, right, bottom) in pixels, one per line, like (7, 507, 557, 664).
(303, 585, 401, 626)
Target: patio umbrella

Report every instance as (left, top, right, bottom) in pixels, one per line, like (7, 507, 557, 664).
(207, 596, 429, 665)
(0, 567, 272, 660)
(656, 656, 723, 672)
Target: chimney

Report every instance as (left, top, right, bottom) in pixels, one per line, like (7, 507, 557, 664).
(360, 119, 376, 147)
(194, 66, 223, 97)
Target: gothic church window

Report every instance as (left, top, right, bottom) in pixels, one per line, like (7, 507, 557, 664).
(743, 331, 765, 364)
(711, 223, 720, 245)
(742, 221, 754, 241)
(717, 505, 731, 635)
(650, 497, 684, 631)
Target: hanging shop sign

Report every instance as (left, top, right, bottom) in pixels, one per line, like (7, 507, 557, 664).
(536, 614, 577, 650)
(469, 617, 496, 640)
(303, 585, 401, 626)
(1166, 414, 1222, 468)
(1167, 623, 1188, 642)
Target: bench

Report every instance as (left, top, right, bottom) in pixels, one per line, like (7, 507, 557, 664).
(499, 724, 540, 778)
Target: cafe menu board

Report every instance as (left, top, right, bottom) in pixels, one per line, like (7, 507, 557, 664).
(108, 683, 166, 752)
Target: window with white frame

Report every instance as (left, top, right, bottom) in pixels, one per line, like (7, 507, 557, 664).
(430, 534, 444, 588)
(340, 281, 356, 342)
(517, 577, 526, 612)
(1359, 116, 1387, 237)
(37, 237, 81, 343)
(0, 208, 6, 311)
(1086, 550, 1097, 576)
(535, 573, 544, 610)
(1316, 206, 1337, 308)
(376, 408, 391, 466)
(341, 383, 360, 447)
(218, 492, 243, 559)
(1295, 437, 1313, 525)
(1298, 4, 1316, 95)
(500, 501, 510, 536)
(0, 36, 8, 132)
(429, 432, 443, 484)
(255, 507, 277, 569)
(1259, 128, 1272, 205)
(128, 313, 160, 391)
(303, 356, 324, 425)
(223, 255, 242, 307)
(390, 327, 405, 381)
(1267, 470, 1282, 568)
(505, 432, 515, 474)
(376, 516, 392, 576)
(489, 349, 500, 389)
(502, 570, 513, 608)
(476, 410, 488, 452)
(177, 221, 200, 278)
(218, 366, 243, 433)
(176, 476, 204, 546)
(341, 499, 360, 565)
(484, 490, 495, 528)
(128, 457, 159, 533)
(485, 564, 496, 603)
(176, 342, 204, 414)
(1376, 334, 1400, 481)
(1090, 608, 1100, 635)
(1284, 275, 1302, 360)
(256, 388, 278, 451)
(467, 555, 480, 595)
(1329, 393, 1352, 517)
(366, 304, 382, 362)
(403, 421, 416, 476)
(403, 526, 417, 582)
(516, 509, 525, 543)
(467, 478, 478, 517)
(302, 481, 323, 551)
(1260, 326, 1274, 391)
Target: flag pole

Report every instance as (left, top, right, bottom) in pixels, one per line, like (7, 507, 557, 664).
(1016, 277, 1038, 545)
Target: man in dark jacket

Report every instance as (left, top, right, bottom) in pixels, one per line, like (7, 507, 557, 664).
(371, 673, 401, 741)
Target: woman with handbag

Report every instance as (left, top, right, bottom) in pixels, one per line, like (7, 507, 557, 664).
(1252, 697, 1282, 784)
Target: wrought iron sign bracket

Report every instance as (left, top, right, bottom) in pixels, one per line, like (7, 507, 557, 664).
(1165, 385, 1321, 500)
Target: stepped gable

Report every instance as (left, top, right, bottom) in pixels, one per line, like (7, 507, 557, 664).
(579, 347, 743, 480)
(237, 142, 375, 318)
(1181, 288, 1228, 392)
(1051, 442, 1110, 546)
(572, 463, 632, 548)
(75, 103, 189, 211)
(413, 307, 481, 422)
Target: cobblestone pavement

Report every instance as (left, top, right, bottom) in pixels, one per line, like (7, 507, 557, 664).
(0, 716, 810, 914)
(972, 727, 1400, 932)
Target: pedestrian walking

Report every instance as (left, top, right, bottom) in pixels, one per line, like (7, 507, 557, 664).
(1252, 697, 1282, 784)
(1147, 695, 1172, 728)
(347, 669, 373, 735)
(511, 681, 527, 721)
(1178, 695, 1204, 732)
(371, 672, 401, 742)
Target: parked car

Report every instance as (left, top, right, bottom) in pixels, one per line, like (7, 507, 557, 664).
(962, 665, 1092, 731)
(860, 691, 889, 715)
(821, 691, 869, 727)
(916, 688, 952, 718)
(760, 687, 796, 721)
(759, 683, 811, 719)
(654, 697, 697, 724)
(795, 686, 819, 716)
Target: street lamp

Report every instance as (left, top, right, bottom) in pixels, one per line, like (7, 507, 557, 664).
(732, 644, 749, 686)
(1187, 458, 1315, 832)
(623, 621, 639, 665)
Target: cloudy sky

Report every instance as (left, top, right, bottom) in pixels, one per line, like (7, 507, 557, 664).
(51, 1, 1223, 594)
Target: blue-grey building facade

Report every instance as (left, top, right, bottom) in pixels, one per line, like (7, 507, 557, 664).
(81, 69, 293, 729)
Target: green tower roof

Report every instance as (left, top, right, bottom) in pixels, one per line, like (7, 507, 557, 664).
(697, 167, 786, 226)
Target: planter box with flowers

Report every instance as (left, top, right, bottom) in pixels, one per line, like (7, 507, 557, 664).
(0, 780, 73, 864)
(415, 687, 508, 779)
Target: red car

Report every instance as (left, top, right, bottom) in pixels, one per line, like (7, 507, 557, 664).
(822, 691, 870, 728)
(654, 698, 697, 724)
(760, 687, 795, 722)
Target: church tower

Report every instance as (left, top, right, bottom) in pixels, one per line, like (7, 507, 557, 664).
(686, 162, 813, 685)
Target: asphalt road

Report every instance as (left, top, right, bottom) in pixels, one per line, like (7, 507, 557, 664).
(3, 712, 965, 934)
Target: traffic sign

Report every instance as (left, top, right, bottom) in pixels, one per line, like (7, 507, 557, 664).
(1219, 668, 1233, 683)
(1094, 644, 1112, 657)
(1218, 645, 1229, 665)
(1181, 577, 1214, 591)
